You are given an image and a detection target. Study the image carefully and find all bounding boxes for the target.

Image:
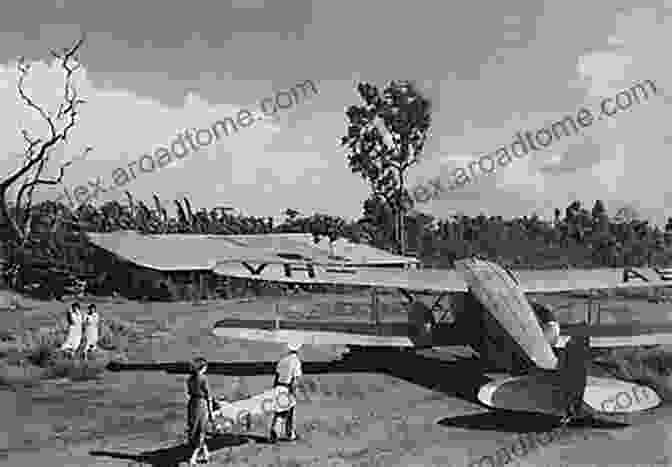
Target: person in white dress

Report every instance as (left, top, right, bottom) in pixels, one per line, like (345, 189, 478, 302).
(60, 302, 83, 358)
(83, 303, 100, 359)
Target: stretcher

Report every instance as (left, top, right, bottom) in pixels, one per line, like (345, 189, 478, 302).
(210, 386, 297, 432)
(187, 387, 298, 465)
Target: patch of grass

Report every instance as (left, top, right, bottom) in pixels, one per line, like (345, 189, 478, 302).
(18, 330, 105, 381)
(391, 418, 418, 453)
(26, 342, 55, 367)
(271, 457, 308, 467)
(334, 376, 366, 399)
(44, 358, 106, 381)
(98, 317, 141, 351)
(0, 316, 135, 387)
(310, 375, 368, 400)
(317, 378, 334, 396)
(0, 329, 16, 342)
(299, 418, 329, 435)
(298, 377, 319, 396)
(0, 360, 45, 388)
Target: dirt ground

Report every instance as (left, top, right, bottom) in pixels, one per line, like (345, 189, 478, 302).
(1, 294, 672, 466)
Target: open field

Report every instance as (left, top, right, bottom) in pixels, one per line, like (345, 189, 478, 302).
(1, 293, 672, 466)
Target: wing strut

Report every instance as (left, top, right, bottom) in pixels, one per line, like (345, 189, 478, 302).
(584, 290, 608, 325)
(435, 293, 455, 323)
(370, 287, 380, 331)
(397, 288, 453, 323)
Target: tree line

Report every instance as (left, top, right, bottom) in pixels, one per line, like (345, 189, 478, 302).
(9, 194, 672, 273)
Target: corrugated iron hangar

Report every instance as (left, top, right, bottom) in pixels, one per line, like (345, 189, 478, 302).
(84, 231, 418, 301)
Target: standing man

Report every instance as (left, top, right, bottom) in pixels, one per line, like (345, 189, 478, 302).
(186, 357, 215, 465)
(60, 302, 83, 359)
(408, 300, 436, 347)
(270, 340, 302, 442)
(559, 334, 590, 425)
(82, 304, 100, 360)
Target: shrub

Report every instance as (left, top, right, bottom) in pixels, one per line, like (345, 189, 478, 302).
(44, 358, 105, 381)
(98, 318, 138, 351)
(299, 377, 319, 395)
(26, 342, 56, 367)
(0, 330, 16, 342)
(0, 361, 45, 388)
(0, 316, 131, 386)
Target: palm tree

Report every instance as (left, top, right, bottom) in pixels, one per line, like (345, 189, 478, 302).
(174, 199, 190, 232)
(153, 194, 168, 233)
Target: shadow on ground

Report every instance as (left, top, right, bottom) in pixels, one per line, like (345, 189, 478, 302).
(109, 350, 633, 433)
(379, 351, 492, 405)
(107, 348, 492, 406)
(437, 411, 628, 433)
(89, 433, 270, 467)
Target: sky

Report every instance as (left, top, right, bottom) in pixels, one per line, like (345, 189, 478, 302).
(0, 0, 670, 225)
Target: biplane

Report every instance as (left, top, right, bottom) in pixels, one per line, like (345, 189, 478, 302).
(110, 253, 672, 425)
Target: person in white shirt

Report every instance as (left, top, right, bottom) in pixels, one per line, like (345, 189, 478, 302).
(82, 303, 100, 360)
(530, 301, 560, 347)
(269, 340, 302, 442)
(60, 302, 83, 358)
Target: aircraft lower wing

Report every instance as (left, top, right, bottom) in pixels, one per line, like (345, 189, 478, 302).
(213, 259, 672, 294)
(211, 317, 477, 348)
(212, 319, 416, 347)
(212, 318, 672, 352)
(556, 322, 672, 348)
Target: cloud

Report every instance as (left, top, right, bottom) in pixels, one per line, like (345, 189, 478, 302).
(566, 6, 672, 223)
(0, 56, 293, 210)
(412, 5, 672, 224)
(537, 137, 605, 175)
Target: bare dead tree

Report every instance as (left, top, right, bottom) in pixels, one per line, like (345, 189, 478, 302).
(0, 36, 90, 250)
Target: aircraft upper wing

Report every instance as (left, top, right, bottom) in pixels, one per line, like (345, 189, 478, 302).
(213, 260, 467, 292)
(213, 258, 672, 294)
(513, 267, 672, 293)
(556, 321, 672, 348)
